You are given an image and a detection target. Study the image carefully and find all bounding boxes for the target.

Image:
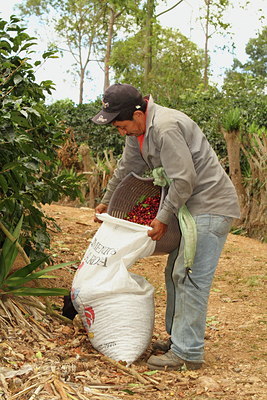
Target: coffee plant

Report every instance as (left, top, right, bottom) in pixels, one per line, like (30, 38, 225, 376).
(0, 16, 83, 260)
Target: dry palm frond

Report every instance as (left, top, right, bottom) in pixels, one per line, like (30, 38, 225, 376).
(0, 296, 52, 340)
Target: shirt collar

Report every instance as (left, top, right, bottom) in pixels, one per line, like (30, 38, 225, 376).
(145, 95, 155, 134)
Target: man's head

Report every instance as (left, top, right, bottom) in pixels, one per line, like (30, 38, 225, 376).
(92, 83, 147, 136)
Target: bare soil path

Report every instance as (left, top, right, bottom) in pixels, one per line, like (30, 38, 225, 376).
(1, 204, 266, 400)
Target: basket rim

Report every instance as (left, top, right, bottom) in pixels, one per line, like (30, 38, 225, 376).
(128, 171, 154, 183)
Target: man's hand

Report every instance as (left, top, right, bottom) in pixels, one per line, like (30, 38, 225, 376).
(148, 218, 167, 241)
(94, 203, 108, 223)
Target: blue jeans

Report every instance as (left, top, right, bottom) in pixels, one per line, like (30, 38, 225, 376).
(165, 214, 233, 362)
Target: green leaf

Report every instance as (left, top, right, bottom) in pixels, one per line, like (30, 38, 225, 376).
(0, 240, 18, 284)
(122, 389, 135, 395)
(42, 50, 58, 59)
(141, 203, 149, 208)
(0, 40, 11, 51)
(5, 261, 76, 287)
(11, 214, 24, 240)
(20, 109, 28, 118)
(0, 198, 16, 213)
(25, 107, 41, 117)
(2, 161, 21, 171)
(20, 42, 37, 51)
(0, 174, 9, 193)
(11, 170, 24, 186)
(136, 194, 147, 204)
(0, 215, 23, 282)
(13, 75, 23, 85)
(143, 370, 158, 376)
(10, 111, 30, 128)
(5, 287, 69, 296)
(0, 49, 8, 56)
(0, 256, 8, 285)
(7, 256, 48, 279)
(0, 20, 7, 30)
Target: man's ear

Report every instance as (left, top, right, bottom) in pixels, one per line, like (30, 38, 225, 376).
(133, 110, 145, 120)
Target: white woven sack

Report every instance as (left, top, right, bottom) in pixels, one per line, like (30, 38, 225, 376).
(71, 213, 156, 365)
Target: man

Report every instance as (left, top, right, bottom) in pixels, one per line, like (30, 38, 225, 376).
(92, 83, 240, 370)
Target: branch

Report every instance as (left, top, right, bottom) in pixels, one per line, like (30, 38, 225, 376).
(101, 355, 161, 388)
(0, 59, 25, 88)
(0, 220, 30, 264)
(55, 47, 102, 63)
(156, 0, 184, 18)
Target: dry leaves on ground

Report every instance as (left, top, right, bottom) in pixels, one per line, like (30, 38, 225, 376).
(0, 204, 266, 400)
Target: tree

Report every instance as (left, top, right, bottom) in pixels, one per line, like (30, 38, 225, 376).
(221, 26, 267, 238)
(0, 16, 82, 260)
(221, 108, 267, 239)
(143, 0, 154, 91)
(176, 86, 226, 157)
(103, 4, 122, 91)
(221, 109, 247, 218)
(47, 99, 125, 157)
(55, 0, 105, 104)
(19, 0, 106, 104)
(100, 0, 142, 91)
(239, 25, 267, 77)
(200, 0, 231, 89)
(142, 0, 185, 90)
(110, 25, 204, 102)
(222, 25, 267, 128)
(18, 0, 144, 100)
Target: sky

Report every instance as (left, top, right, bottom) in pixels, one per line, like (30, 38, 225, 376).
(0, 0, 266, 104)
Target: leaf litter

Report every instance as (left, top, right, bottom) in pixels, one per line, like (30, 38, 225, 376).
(0, 204, 266, 400)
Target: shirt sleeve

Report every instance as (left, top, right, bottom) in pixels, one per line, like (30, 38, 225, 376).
(101, 136, 148, 204)
(155, 122, 197, 225)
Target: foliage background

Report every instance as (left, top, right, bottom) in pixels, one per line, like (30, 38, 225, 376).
(0, 16, 83, 260)
(0, 10, 266, 258)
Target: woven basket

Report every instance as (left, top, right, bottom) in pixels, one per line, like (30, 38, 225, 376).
(107, 172, 181, 255)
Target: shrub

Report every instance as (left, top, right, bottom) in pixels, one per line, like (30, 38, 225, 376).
(0, 16, 83, 260)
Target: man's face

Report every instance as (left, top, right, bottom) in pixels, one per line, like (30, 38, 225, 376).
(112, 111, 146, 137)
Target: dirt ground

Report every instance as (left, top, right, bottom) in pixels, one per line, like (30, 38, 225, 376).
(1, 203, 266, 400)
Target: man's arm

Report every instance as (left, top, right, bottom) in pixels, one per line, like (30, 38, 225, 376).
(94, 136, 148, 222)
(155, 124, 196, 225)
(147, 218, 168, 241)
(101, 136, 148, 204)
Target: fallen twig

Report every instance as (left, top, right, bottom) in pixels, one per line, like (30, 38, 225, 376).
(102, 355, 153, 386)
(0, 373, 10, 399)
(53, 378, 69, 400)
(27, 384, 44, 400)
(76, 221, 91, 226)
(84, 386, 122, 400)
(10, 382, 40, 399)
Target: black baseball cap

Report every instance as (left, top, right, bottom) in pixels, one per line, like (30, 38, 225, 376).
(92, 83, 143, 125)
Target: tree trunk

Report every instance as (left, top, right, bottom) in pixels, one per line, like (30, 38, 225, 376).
(78, 144, 96, 208)
(104, 8, 116, 91)
(203, 0, 210, 90)
(79, 67, 85, 105)
(240, 131, 267, 240)
(144, 0, 154, 91)
(222, 128, 247, 220)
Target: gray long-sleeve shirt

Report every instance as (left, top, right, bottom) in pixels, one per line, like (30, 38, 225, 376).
(101, 96, 240, 225)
